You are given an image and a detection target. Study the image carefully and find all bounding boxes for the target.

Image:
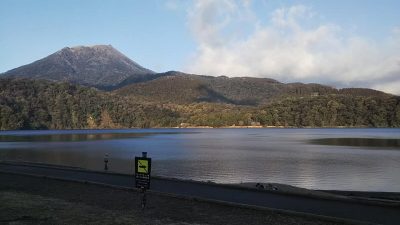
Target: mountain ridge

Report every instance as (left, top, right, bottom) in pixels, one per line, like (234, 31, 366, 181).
(115, 72, 391, 105)
(2, 45, 155, 88)
(0, 42, 398, 129)
(1, 45, 395, 106)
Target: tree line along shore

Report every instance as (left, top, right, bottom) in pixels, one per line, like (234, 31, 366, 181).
(1, 78, 400, 130)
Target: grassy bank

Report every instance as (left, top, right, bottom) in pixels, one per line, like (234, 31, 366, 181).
(0, 173, 352, 225)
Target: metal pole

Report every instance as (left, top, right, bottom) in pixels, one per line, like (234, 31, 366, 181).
(141, 187, 147, 210)
(104, 154, 109, 171)
(140, 152, 147, 209)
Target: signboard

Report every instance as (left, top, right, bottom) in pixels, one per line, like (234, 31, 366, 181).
(135, 156, 151, 189)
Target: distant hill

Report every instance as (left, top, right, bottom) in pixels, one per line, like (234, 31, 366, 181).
(1, 44, 398, 129)
(1, 78, 399, 129)
(2, 45, 392, 104)
(115, 71, 390, 105)
(1, 45, 155, 89)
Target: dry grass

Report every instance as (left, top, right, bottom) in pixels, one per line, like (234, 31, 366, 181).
(0, 173, 347, 225)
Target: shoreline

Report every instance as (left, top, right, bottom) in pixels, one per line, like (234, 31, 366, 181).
(1, 161, 400, 224)
(236, 182, 400, 203)
(0, 172, 352, 225)
(2, 160, 400, 196)
(2, 160, 400, 204)
(167, 125, 375, 129)
(2, 125, 396, 131)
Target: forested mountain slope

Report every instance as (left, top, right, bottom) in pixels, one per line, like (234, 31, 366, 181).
(115, 72, 391, 106)
(1, 78, 399, 130)
(0, 79, 178, 130)
(1, 44, 398, 129)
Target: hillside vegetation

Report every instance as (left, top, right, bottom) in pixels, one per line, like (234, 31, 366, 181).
(0, 79, 178, 130)
(116, 72, 390, 106)
(1, 78, 399, 130)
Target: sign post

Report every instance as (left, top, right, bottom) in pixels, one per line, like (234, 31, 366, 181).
(104, 154, 109, 171)
(135, 152, 151, 209)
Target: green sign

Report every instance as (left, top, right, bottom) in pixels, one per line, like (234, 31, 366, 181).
(137, 159, 149, 174)
(135, 156, 152, 189)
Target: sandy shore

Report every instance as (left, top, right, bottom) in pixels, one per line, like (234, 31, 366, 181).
(236, 182, 400, 202)
(0, 173, 352, 225)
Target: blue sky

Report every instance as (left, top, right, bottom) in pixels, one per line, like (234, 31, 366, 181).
(0, 0, 195, 72)
(1, 0, 399, 94)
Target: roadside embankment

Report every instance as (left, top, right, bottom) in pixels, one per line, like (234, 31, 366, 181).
(0, 173, 349, 225)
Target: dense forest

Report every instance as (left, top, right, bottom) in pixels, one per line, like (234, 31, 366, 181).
(0, 79, 178, 130)
(115, 72, 391, 106)
(1, 78, 399, 130)
(257, 96, 400, 127)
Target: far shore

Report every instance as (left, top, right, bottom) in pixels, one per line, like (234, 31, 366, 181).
(1, 125, 390, 131)
(171, 125, 374, 129)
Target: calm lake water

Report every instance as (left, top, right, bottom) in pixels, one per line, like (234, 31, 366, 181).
(0, 128, 399, 192)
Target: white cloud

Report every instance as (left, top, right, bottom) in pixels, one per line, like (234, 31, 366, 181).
(184, 0, 400, 95)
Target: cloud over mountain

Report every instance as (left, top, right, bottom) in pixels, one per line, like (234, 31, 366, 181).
(185, 0, 400, 95)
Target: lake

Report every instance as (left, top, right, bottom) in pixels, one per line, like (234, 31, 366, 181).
(0, 128, 399, 192)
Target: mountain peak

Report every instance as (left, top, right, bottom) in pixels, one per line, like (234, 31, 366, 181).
(56, 45, 126, 60)
(64, 44, 115, 52)
(2, 45, 154, 88)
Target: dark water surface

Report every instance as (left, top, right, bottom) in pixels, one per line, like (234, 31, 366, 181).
(0, 128, 399, 191)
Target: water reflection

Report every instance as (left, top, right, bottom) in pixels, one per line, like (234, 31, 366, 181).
(309, 138, 400, 148)
(0, 131, 190, 142)
(0, 133, 149, 142)
(1, 129, 400, 191)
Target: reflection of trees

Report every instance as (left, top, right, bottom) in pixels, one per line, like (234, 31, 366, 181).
(0, 133, 149, 142)
(312, 138, 400, 148)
